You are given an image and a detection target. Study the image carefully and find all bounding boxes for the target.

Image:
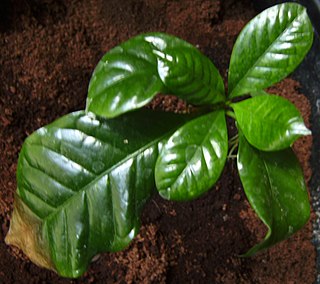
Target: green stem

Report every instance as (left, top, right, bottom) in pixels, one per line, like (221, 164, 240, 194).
(228, 140, 237, 147)
(209, 101, 227, 112)
(228, 139, 238, 159)
(228, 155, 237, 159)
(226, 110, 236, 119)
(229, 134, 239, 143)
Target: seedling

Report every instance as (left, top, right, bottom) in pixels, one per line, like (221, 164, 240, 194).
(6, 3, 314, 278)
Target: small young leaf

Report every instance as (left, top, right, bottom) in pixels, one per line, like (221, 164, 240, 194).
(231, 95, 311, 151)
(228, 3, 313, 98)
(87, 33, 224, 118)
(155, 110, 228, 201)
(5, 109, 190, 278)
(237, 132, 310, 256)
(156, 47, 225, 104)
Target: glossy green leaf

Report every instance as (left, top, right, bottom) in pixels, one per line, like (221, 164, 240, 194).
(5, 109, 190, 278)
(156, 46, 225, 104)
(237, 132, 310, 256)
(155, 110, 228, 201)
(228, 3, 313, 98)
(87, 32, 224, 118)
(231, 95, 311, 151)
(250, 89, 270, 97)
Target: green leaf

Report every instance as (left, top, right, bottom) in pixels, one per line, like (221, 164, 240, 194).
(228, 3, 313, 98)
(155, 46, 225, 104)
(231, 95, 311, 151)
(237, 132, 310, 256)
(155, 110, 228, 201)
(5, 109, 190, 278)
(87, 32, 224, 118)
(250, 89, 270, 97)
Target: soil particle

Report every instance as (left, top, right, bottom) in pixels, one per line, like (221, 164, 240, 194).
(0, 0, 316, 283)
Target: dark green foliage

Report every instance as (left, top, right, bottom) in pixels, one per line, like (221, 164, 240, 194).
(6, 3, 313, 278)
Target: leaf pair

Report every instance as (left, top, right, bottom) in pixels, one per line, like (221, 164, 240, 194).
(229, 94, 311, 256)
(156, 91, 312, 204)
(87, 33, 225, 118)
(229, 87, 311, 258)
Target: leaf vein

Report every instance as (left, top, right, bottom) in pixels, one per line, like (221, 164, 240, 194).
(23, 154, 77, 193)
(42, 131, 171, 221)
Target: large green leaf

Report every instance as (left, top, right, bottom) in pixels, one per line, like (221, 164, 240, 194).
(231, 95, 311, 151)
(87, 33, 224, 118)
(228, 3, 313, 98)
(5, 109, 190, 278)
(237, 132, 310, 256)
(155, 110, 228, 201)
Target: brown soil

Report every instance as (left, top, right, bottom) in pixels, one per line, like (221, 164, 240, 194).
(0, 0, 316, 283)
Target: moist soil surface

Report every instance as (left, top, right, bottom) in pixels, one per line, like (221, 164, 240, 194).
(0, 0, 316, 283)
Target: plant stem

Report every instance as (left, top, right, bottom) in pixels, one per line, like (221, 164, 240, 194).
(228, 139, 238, 159)
(209, 102, 227, 112)
(229, 134, 239, 143)
(226, 110, 236, 119)
(228, 155, 237, 159)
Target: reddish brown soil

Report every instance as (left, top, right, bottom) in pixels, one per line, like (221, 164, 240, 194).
(0, 0, 316, 283)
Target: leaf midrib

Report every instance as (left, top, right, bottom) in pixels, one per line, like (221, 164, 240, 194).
(259, 153, 275, 233)
(170, 113, 222, 190)
(230, 9, 305, 97)
(33, 129, 173, 222)
(260, 152, 290, 239)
